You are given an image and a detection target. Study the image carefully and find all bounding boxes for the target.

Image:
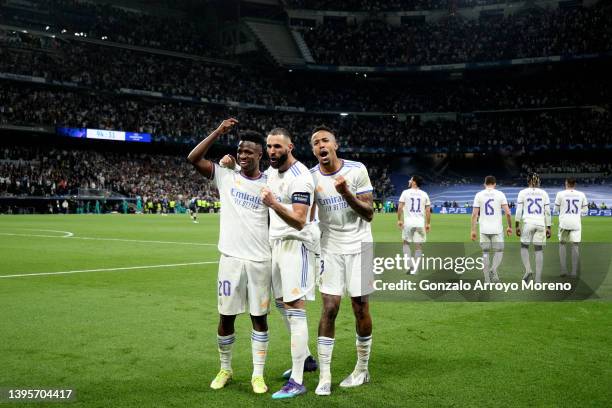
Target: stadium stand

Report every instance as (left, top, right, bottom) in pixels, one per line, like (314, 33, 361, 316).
(301, 5, 612, 66)
(285, 0, 524, 11)
(0, 0, 610, 213)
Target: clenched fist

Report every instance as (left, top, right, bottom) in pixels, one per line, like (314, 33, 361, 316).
(261, 187, 277, 208)
(334, 175, 350, 196)
(216, 118, 238, 134)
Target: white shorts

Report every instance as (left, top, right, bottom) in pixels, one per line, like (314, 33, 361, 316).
(319, 250, 375, 298)
(480, 233, 504, 251)
(521, 223, 547, 246)
(271, 239, 315, 303)
(402, 226, 426, 243)
(217, 254, 271, 316)
(559, 229, 581, 243)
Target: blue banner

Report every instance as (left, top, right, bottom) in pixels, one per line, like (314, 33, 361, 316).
(57, 127, 151, 143)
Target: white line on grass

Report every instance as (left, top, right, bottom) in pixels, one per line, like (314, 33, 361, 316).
(22, 229, 74, 237)
(0, 231, 215, 246)
(0, 261, 219, 279)
(66, 236, 216, 246)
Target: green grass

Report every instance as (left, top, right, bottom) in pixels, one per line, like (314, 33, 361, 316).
(0, 214, 611, 407)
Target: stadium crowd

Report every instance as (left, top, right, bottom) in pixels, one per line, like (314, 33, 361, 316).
(285, 0, 521, 11)
(0, 147, 216, 200)
(0, 0, 224, 58)
(302, 5, 612, 66)
(2, 29, 609, 114)
(520, 160, 612, 184)
(0, 146, 394, 203)
(1, 85, 610, 152)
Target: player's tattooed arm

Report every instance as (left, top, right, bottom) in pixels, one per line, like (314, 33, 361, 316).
(187, 118, 238, 178)
(425, 205, 431, 232)
(335, 176, 374, 222)
(470, 206, 479, 241)
(397, 201, 405, 229)
(261, 188, 309, 231)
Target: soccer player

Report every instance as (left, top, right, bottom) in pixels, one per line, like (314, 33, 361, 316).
(187, 118, 272, 394)
(188, 197, 198, 223)
(308, 126, 375, 396)
(554, 177, 588, 278)
(397, 176, 431, 274)
(515, 173, 551, 283)
(470, 175, 512, 283)
(260, 128, 317, 399)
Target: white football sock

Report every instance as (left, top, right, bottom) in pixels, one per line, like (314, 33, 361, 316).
(403, 243, 411, 272)
(482, 252, 490, 282)
(492, 251, 503, 276)
(277, 301, 311, 357)
(355, 333, 372, 372)
(217, 334, 235, 371)
(287, 309, 309, 384)
(571, 244, 580, 276)
(275, 300, 291, 331)
(520, 246, 532, 275)
(251, 330, 268, 377)
(559, 244, 568, 275)
(534, 249, 544, 283)
(317, 336, 334, 380)
(413, 249, 423, 274)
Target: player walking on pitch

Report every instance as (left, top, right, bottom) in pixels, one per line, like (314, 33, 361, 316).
(515, 172, 551, 283)
(309, 126, 375, 396)
(397, 176, 431, 274)
(471, 175, 512, 283)
(554, 177, 588, 278)
(187, 118, 272, 394)
(261, 128, 318, 399)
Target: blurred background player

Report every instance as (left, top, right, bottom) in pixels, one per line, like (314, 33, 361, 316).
(471, 176, 512, 283)
(261, 128, 317, 399)
(397, 176, 431, 274)
(515, 172, 551, 283)
(309, 126, 375, 396)
(188, 197, 199, 224)
(187, 118, 272, 394)
(555, 178, 588, 278)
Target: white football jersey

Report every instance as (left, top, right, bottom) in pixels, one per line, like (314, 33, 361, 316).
(516, 187, 551, 227)
(473, 188, 508, 234)
(211, 164, 270, 262)
(399, 188, 431, 228)
(266, 161, 316, 247)
(555, 189, 587, 230)
(311, 160, 374, 254)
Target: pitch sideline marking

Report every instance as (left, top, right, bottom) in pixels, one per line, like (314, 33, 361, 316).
(0, 261, 219, 279)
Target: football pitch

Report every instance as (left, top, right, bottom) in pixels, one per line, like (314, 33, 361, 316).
(1, 214, 611, 407)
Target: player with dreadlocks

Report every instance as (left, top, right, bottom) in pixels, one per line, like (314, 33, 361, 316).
(515, 172, 552, 283)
